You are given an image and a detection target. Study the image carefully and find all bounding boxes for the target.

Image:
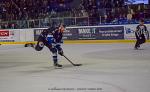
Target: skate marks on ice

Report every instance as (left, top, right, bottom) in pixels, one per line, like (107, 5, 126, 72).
(18, 67, 55, 74)
(0, 62, 43, 69)
(17, 66, 126, 92)
(44, 74, 127, 92)
(0, 45, 25, 50)
(17, 63, 84, 75)
(84, 46, 150, 61)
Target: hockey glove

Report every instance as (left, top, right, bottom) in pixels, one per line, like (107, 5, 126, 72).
(58, 50, 64, 56)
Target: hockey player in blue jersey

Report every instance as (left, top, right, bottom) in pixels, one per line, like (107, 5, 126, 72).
(49, 24, 65, 68)
(35, 24, 65, 68)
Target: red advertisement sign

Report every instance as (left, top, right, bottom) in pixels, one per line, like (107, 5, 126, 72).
(0, 30, 9, 36)
(0, 30, 14, 41)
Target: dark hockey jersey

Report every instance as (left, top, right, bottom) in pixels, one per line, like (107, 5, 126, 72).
(53, 28, 63, 43)
(135, 24, 149, 39)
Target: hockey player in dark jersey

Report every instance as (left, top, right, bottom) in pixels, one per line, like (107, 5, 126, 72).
(134, 19, 149, 49)
(34, 24, 65, 68)
(48, 24, 65, 68)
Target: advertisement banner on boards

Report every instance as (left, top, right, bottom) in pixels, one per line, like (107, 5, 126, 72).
(124, 24, 137, 40)
(96, 26, 124, 40)
(66, 26, 124, 40)
(0, 30, 15, 42)
(63, 28, 79, 40)
(146, 24, 150, 37)
(124, 24, 150, 40)
(65, 27, 97, 40)
(34, 26, 124, 40)
(34, 28, 45, 41)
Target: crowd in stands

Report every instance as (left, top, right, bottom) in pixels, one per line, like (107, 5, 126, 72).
(0, 0, 150, 28)
(0, 0, 73, 21)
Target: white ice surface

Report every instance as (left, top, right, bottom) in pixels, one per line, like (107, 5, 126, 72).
(0, 43, 150, 92)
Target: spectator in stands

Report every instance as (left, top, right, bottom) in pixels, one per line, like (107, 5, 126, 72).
(138, 11, 144, 20)
(50, 9, 57, 17)
(127, 12, 133, 23)
(0, 20, 1, 28)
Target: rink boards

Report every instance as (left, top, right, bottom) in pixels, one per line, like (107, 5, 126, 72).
(0, 24, 150, 44)
(0, 40, 150, 45)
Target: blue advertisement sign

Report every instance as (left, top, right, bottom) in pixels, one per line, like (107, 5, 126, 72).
(34, 26, 124, 41)
(65, 26, 124, 40)
(96, 26, 124, 40)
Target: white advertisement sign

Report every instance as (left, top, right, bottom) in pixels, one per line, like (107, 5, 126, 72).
(124, 24, 150, 40)
(124, 24, 137, 40)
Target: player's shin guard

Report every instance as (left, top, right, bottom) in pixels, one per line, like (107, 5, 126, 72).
(52, 54, 62, 68)
(53, 55, 58, 64)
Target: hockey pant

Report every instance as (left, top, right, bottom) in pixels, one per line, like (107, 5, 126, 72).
(135, 33, 146, 48)
(49, 44, 63, 64)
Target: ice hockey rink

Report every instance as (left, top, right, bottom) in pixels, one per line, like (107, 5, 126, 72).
(0, 43, 150, 92)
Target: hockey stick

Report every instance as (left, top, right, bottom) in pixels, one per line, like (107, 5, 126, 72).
(63, 55, 82, 66)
